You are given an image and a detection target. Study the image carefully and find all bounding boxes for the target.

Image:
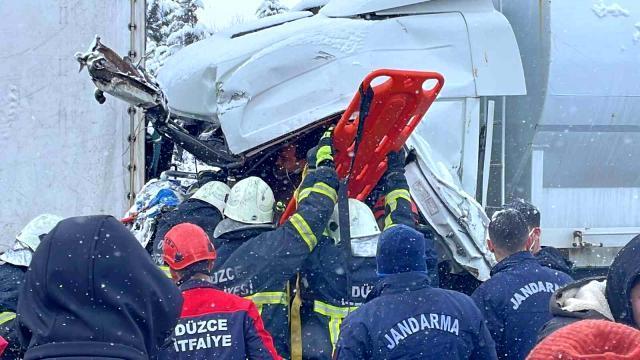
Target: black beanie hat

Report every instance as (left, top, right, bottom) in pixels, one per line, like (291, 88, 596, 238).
(377, 224, 427, 275)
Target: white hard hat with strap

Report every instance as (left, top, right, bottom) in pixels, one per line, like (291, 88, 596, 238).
(190, 181, 231, 213)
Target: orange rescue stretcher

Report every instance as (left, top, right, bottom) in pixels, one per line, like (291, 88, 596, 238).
(280, 69, 444, 224)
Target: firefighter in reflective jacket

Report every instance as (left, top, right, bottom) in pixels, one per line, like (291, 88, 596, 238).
(210, 129, 339, 357)
(159, 223, 279, 359)
(297, 150, 436, 360)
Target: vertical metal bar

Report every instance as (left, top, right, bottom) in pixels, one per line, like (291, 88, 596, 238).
(127, 0, 147, 206)
(501, 96, 506, 205)
(127, 0, 138, 206)
(482, 100, 495, 208)
(530, 149, 544, 210)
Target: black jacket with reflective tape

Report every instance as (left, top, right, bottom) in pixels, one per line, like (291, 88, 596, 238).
(298, 170, 437, 360)
(213, 168, 339, 358)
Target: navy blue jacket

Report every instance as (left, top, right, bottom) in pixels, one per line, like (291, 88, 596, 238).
(152, 198, 224, 265)
(471, 251, 573, 360)
(16, 215, 183, 360)
(334, 272, 497, 360)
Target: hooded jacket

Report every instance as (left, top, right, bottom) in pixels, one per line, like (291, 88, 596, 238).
(537, 277, 611, 341)
(152, 198, 224, 265)
(605, 234, 640, 328)
(538, 234, 640, 340)
(471, 251, 572, 360)
(16, 215, 183, 360)
(334, 272, 497, 360)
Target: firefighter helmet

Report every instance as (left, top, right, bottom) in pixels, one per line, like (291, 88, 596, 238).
(224, 176, 275, 224)
(190, 181, 231, 214)
(328, 199, 380, 243)
(163, 223, 217, 270)
(16, 214, 63, 251)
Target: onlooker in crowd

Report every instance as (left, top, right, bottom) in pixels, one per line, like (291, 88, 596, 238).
(472, 209, 572, 360)
(539, 234, 640, 339)
(16, 215, 182, 359)
(334, 224, 497, 360)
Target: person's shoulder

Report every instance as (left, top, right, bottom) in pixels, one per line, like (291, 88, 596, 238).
(187, 286, 254, 311)
(471, 277, 496, 299)
(437, 288, 482, 308)
(349, 296, 387, 322)
(217, 290, 256, 310)
(539, 265, 573, 284)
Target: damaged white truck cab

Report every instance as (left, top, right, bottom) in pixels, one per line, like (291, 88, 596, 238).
(155, 0, 526, 280)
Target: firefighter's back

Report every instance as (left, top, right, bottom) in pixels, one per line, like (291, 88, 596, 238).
(160, 278, 280, 359)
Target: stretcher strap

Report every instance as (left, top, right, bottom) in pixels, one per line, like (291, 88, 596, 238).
(290, 275, 303, 360)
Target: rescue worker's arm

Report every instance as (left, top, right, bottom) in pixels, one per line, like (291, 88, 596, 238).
(333, 318, 371, 360)
(382, 150, 440, 286)
(382, 150, 414, 230)
(221, 167, 338, 293)
(219, 129, 339, 293)
(244, 301, 281, 359)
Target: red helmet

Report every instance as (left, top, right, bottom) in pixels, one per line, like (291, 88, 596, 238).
(163, 223, 217, 270)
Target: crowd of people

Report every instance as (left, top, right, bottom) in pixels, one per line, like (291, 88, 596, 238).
(1, 127, 640, 359)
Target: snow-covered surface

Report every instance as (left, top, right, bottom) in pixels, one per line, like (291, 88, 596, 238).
(291, 0, 329, 11)
(591, 0, 630, 18)
(158, 1, 524, 154)
(256, 0, 290, 18)
(217, 11, 313, 38)
(320, 0, 430, 17)
(0, 1, 139, 250)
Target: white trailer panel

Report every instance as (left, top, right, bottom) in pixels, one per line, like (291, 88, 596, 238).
(0, 1, 144, 250)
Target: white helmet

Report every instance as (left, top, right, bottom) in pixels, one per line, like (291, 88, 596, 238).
(190, 181, 231, 213)
(328, 199, 380, 243)
(224, 177, 275, 224)
(16, 214, 63, 251)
